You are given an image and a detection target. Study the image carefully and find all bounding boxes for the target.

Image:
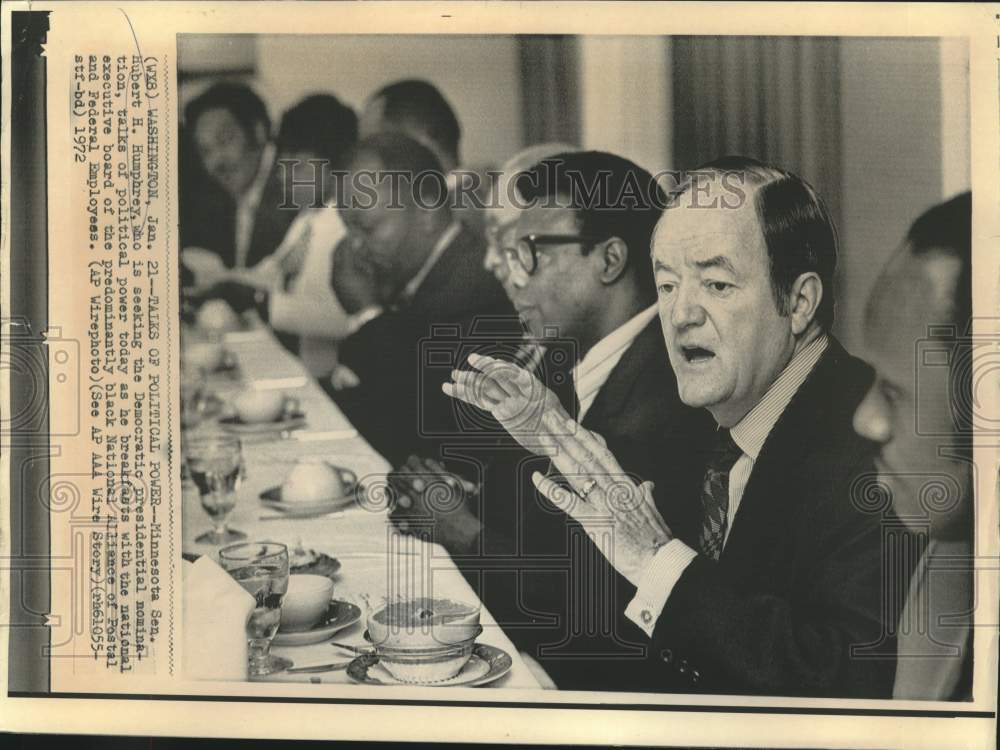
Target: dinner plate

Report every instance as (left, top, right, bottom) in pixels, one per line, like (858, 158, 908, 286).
(346, 644, 512, 688)
(273, 600, 362, 647)
(218, 412, 307, 435)
(259, 485, 359, 516)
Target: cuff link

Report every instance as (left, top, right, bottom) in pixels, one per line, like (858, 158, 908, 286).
(640, 609, 653, 625)
(580, 478, 598, 498)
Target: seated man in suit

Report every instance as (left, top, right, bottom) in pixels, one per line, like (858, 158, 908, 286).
(853, 192, 974, 700)
(325, 132, 512, 465)
(182, 83, 297, 277)
(390, 151, 715, 691)
(448, 156, 914, 697)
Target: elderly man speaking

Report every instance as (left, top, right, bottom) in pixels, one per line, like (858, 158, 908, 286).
(446, 156, 915, 698)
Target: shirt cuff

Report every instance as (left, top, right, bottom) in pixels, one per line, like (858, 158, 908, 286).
(624, 539, 699, 638)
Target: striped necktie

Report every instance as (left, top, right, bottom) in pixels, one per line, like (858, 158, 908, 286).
(698, 429, 743, 560)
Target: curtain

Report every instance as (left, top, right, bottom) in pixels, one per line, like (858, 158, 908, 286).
(671, 36, 842, 225)
(518, 35, 581, 146)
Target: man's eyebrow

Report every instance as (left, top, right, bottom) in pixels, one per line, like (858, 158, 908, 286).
(652, 259, 675, 273)
(694, 255, 737, 274)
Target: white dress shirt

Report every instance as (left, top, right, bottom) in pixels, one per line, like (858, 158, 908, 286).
(233, 142, 276, 269)
(263, 204, 354, 376)
(625, 334, 830, 636)
(573, 305, 658, 420)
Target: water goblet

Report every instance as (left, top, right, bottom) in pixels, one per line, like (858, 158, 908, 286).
(219, 541, 293, 677)
(186, 433, 247, 544)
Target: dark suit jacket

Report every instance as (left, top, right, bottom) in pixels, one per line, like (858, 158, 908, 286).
(180, 154, 298, 271)
(639, 338, 912, 698)
(331, 224, 513, 465)
(449, 317, 717, 692)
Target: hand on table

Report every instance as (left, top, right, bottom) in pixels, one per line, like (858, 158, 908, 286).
(387, 455, 482, 553)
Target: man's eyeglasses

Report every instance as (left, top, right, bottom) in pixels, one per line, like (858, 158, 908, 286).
(501, 234, 596, 276)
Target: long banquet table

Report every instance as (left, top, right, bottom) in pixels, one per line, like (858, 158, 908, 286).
(181, 324, 541, 688)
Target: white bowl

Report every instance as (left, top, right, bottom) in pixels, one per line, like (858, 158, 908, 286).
(279, 575, 334, 632)
(376, 637, 479, 683)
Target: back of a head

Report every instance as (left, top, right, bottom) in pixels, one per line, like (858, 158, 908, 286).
(277, 93, 358, 170)
(515, 150, 666, 294)
(491, 142, 579, 218)
(348, 131, 449, 211)
(908, 192, 973, 440)
(907, 191, 971, 333)
(369, 79, 461, 169)
(691, 155, 839, 331)
(185, 81, 270, 138)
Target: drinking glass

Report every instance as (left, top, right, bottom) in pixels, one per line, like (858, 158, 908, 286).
(219, 541, 292, 677)
(186, 433, 247, 544)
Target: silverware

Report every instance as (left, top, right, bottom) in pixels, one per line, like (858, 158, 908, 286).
(286, 661, 352, 674)
(329, 641, 372, 655)
(258, 511, 348, 521)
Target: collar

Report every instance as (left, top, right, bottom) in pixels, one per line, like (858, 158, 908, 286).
(239, 141, 276, 214)
(572, 304, 658, 417)
(730, 333, 829, 460)
(401, 220, 462, 301)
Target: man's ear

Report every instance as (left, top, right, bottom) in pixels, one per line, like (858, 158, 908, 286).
(598, 237, 629, 284)
(789, 271, 823, 334)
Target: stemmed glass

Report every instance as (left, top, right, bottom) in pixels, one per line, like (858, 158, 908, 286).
(219, 541, 293, 677)
(186, 433, 247, 544)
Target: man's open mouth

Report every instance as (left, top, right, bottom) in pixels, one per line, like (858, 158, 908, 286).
(681, 345, 715, 363)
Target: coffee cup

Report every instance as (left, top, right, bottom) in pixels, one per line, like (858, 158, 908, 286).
(281, 458, 357, 503)
(280, 575, 335, 632)
(196, 299, 240, 334)
(232, 389, 299, 424)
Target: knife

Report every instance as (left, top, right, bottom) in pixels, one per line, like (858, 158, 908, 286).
(286, 661, 352, 674)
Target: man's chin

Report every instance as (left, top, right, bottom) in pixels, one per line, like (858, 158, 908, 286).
(675, 380, 724, 411)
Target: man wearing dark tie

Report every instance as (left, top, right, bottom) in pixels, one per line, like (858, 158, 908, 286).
(390, 151, 714, 691)
(450, 156, 915, 697)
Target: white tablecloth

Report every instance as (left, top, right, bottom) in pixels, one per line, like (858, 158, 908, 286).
(182, 324, 540, 689)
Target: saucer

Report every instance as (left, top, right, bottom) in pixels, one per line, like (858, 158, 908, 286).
(346, 644, 512, 687)
(219, 412, 306, 435)
(259, 485, 359, 517)
(272, 600, 362, 647)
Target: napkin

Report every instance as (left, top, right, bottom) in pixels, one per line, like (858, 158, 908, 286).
(182, 556, 255, 681)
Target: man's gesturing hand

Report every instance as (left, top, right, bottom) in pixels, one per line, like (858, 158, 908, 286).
(530, 422, 674, 588)
(442, 352, 571, 454)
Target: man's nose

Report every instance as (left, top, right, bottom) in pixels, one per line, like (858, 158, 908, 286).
(668, 285, 706, 330)
(485, 247, 510, 283)
(853, 386, 892, 444)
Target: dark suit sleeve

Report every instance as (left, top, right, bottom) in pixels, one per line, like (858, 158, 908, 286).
(649, 453, 898, 698)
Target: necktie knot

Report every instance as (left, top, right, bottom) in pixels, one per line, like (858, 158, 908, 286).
(708, 428, 742, 472)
